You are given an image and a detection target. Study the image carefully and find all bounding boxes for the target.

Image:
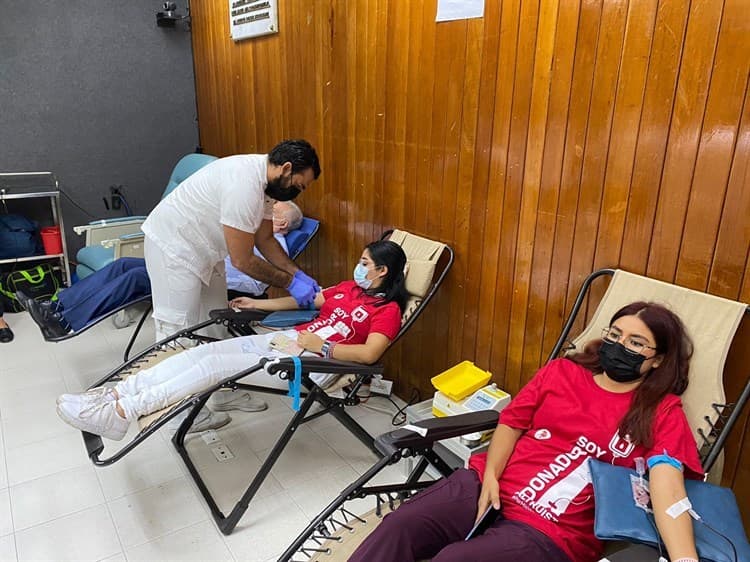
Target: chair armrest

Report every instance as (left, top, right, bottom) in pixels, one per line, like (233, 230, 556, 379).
(73, 216, 146, 235)
(263, 356, 385, 378)
(209, 308, 271, 322)
(375, 410, 500, 456)
(74, 218, 146, 246)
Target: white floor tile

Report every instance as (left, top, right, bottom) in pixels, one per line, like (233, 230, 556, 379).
(55, 351, 123, 393)
(228, 408, 298, 454)
(285, 463, 361, 519)
(0, 362, 65, 395)
(0, 534, 16, 562)
(14, 504, 120, 562)
(310, 422, 380, 474)
(259, 426, 348, 488)
(124, 520, 232, 562)
(0, 379, 67, 421)
(96, 436, 184, 501)
(1, 406, 70, 450)
(183, 428, 283, 511)
(107, 476, 208, 548)
(0, 489, 12, 537)
(98, 553, 126, 562)
(0, 434, 7, 490)
(5, 431, 89, 486)
(222, 489, 310, 562)
(9, 465, 104, 531)
(0, 347, 59, 379)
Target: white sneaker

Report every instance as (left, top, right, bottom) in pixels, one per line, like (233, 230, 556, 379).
(57, 387, 117, 408)
(166, 407, 232, 433)
(209, 390, 268, 412)
(56, 400, 129, 441)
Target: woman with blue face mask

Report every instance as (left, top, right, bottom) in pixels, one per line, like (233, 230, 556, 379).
(56, 240, 408, 441)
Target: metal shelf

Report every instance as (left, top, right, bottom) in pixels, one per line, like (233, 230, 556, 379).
(0, 172, 71, 287)
(0, 254, 65, 265)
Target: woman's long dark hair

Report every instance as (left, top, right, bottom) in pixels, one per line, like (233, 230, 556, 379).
(568, 301, 693, 448)
(363, 240, 408, 312)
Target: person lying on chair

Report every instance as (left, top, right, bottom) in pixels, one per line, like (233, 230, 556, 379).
(350, 302, 703, 562)
(19, 257, 150, 338)
(226, 200, 304, 300)
(20, 202, 305, 339)
(55, 239, 408, 441)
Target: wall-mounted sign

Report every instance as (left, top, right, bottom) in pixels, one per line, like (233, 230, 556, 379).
(229, 0, 278, 41)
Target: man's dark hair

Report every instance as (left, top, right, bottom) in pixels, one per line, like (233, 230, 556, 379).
(268, 139, 321, 179)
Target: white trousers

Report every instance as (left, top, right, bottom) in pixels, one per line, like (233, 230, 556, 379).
(115, 330, 297, 419)
(144, 236, 228, 342)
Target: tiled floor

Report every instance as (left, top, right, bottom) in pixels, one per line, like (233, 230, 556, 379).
(0, 312, 412, 561)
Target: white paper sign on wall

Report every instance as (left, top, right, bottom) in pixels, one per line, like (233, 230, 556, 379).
(229, 0, 278, 41)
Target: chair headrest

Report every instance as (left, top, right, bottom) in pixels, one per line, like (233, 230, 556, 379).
(388, 229, 446, 299)
(162, 154, 218, 199)
(285, 217, 319, 258)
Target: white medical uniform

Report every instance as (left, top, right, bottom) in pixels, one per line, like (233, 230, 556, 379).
(142, 154, 274, 341)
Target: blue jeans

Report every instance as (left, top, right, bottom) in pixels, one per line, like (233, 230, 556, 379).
(58, 257, 150, 331)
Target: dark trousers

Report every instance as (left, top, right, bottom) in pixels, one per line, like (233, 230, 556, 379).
(349, 468, 571, 562)
(58, 257, 150, 331)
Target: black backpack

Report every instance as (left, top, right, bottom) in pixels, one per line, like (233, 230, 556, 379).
(0, 214, 43, 259)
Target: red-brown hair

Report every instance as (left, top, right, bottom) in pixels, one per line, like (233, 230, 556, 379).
(568, 302, 693, 448)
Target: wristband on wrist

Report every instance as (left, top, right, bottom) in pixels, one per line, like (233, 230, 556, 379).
(326, 341, 336, 359)
(321, 340, 332, 358)
(672, 558, 698, 562)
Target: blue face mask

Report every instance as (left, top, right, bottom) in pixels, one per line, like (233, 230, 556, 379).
(353, 263, 373, 289)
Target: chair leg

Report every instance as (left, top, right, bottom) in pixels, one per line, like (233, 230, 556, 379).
(123, 303, 152, 363)
(172, 385, 322, 535)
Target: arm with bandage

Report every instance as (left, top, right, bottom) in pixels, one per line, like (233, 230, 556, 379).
(645, 398, 704, 562)
(649, 457, 698, 562)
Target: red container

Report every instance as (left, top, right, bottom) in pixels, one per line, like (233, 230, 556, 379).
(40, 226, 63, 255)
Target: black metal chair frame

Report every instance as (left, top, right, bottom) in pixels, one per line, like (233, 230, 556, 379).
(79, 232, 454, 536)
(279, 268, 750, 562)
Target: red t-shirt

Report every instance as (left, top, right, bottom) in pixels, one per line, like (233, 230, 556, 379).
(295, 280, 401, 344)
(468, 358, 703, 562)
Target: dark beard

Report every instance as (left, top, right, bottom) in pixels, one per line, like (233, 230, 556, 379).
(265, 177, 301, 201)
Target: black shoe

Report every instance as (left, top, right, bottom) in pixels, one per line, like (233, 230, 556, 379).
(0, 326, 13, 343)
(25, 297, 70, 338)
(14, 289, 34, 311)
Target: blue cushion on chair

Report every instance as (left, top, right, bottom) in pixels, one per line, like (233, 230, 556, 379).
(76, 245, 115, 279)
(286, 218, 319, 259)
(75, 263, 95, 280)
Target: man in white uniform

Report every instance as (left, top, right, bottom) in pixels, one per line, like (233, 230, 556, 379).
(142, 139, 321, 342)
(226, 200, 304, 299)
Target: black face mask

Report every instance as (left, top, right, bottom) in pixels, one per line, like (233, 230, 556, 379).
(598, 340, 647, 383)
(265, 175, 301, 201)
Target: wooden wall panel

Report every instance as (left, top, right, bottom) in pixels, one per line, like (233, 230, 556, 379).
(190, 0, 750, 523)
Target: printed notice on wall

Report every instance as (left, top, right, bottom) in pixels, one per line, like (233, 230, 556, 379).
(229, 0, 278, 41)
(436, 0, 484, 22)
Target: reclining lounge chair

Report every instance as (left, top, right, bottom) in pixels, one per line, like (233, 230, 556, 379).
(77, 229, 454, 535)
(278, 268, 750, 562)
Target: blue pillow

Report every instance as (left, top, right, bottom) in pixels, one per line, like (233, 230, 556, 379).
(589, 458, 750, 562)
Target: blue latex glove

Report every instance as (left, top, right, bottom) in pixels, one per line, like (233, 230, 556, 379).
(293, 269, 321, 293)
(288, 274, 317, 308)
